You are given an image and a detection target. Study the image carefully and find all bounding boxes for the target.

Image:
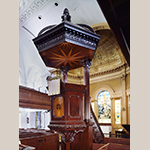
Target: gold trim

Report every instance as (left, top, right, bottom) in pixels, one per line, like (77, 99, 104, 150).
(91, 22, 110, 31)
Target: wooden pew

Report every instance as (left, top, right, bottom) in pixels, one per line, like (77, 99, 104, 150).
(98, 143, 130, 150)
(93, 137, 130, 150)
(93, 143, 105, 150)
(104, 137, 130, 145)
(19, 129, 59, 150)
(19, 143, 35, 150)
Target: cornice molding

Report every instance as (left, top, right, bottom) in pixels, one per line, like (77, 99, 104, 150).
(67, 63, 129, 79)
(90, 63, 127, 78)
(110, 93, 122, 99)
(67, 63, 130, 84)
(19, 0, 48, 27)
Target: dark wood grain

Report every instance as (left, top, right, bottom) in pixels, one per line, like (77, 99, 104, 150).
(19, 85, 51, 110)
(19, 129, 59, 150)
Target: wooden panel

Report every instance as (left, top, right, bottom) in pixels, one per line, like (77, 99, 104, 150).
(19, 85, 51, 110)
(26, 138, 36, 147)
(53, 96, 64, 118)
(36, 137, 44, 145)
(69, 95, 80, 117)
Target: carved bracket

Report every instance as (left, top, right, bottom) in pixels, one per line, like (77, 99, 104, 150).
(48, 124, 86, 143)
(61, 130, 84, 143)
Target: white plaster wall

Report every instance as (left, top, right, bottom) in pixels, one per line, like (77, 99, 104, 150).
(19, 29, 50, 90)
(20, 110, 29, 128)
(19, 108, 51, 129)
(40, 111, 45, 129)
(100, 126, 112, 136)
(45, 112, 51, 129)
(29, 112, 35, 128)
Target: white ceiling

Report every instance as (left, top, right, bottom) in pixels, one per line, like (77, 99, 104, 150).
(19, 0, 106, 35)
(19, 0, 107, 91)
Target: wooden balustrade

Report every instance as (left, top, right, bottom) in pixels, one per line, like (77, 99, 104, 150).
(90, 104, 104, 143)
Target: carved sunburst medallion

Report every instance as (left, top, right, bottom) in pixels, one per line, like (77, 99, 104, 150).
(49, 47, 83, 68)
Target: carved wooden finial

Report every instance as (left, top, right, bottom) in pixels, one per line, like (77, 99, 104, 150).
(61, 8, 71, 22)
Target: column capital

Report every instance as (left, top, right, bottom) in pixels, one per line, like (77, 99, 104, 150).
(60, 66, 69, 74)
(80, 59, 92, 69)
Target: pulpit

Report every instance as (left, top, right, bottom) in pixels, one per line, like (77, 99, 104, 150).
(48, 82, 87, 149)
(33, 8, 101, 150)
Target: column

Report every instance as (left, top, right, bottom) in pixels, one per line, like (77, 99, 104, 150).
(81, 59, 93, 150)
(81, 59, 92, 122)
(127, 91, 130, 124)
(110, 98, 115, 130)
(121, 73, 127, 124)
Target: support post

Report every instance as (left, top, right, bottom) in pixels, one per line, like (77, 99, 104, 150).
(81, 59, 92, 122)
(81, 59, 93, 150)
(65, 142, 70, 150)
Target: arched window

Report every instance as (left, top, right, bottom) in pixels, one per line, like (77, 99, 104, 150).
(98, 90, 111, 123)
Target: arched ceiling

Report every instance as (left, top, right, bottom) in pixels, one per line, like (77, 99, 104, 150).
(68, 28, 126, 77)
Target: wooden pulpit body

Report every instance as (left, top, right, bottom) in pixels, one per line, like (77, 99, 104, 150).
(48, 82, 87, 149)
